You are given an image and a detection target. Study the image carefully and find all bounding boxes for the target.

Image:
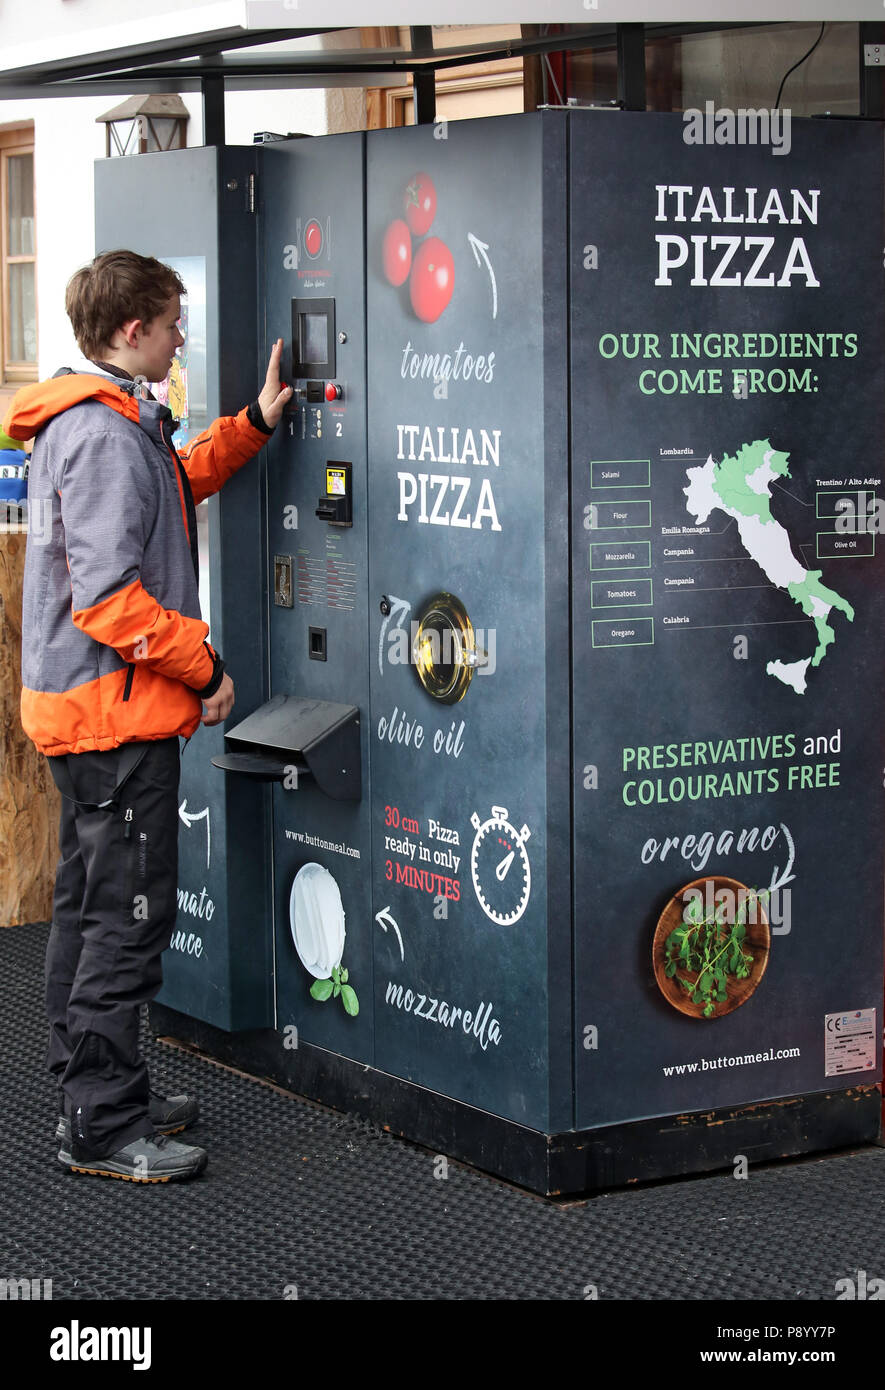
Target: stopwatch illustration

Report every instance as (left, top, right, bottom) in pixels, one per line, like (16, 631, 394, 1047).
(469, 806, 532, 926)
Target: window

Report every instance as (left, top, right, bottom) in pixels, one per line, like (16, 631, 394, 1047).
(365, 26, 526, 129)
(1, 126, 37, 384)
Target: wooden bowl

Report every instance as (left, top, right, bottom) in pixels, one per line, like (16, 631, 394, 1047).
(652, 875, 770, 1020)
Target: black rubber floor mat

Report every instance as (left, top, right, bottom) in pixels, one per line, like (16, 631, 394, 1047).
(1, 922, 883, 1300)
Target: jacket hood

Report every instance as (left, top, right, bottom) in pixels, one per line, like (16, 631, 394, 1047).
(2, 371, 142, 442)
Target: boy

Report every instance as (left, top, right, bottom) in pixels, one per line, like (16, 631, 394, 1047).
(3, 250, 291, 1182)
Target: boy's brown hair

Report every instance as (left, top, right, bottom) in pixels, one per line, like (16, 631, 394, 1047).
(65, 250, 185, 359)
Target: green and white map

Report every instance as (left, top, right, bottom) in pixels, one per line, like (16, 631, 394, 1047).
(684, 440, 854, 694)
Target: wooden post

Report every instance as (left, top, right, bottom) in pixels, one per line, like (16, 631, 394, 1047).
(0, 520, 60, 925)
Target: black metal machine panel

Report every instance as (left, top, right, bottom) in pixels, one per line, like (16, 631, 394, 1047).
(365, 115, 570, 1130)
(96, 147, 273, 1030)
(569, 111, 885, 1128)
(260, 135, 374, 1059)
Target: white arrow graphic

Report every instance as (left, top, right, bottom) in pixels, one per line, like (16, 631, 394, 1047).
(375, 906, 404, 961)
(768, 821, 796, 897)
(467, 233, 497, 319)
(179, 799, 211, 869)
(378, 594, 411, 676)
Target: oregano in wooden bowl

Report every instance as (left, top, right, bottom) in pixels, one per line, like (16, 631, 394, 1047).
(652, 876, 771, 1020)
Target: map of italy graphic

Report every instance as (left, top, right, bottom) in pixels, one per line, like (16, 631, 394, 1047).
(684, 439, 854, 694)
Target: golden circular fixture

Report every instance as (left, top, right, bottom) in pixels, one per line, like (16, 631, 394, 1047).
(412, 591, 487, 704)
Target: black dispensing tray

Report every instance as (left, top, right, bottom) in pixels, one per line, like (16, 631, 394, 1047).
(211, 693, 361, 800)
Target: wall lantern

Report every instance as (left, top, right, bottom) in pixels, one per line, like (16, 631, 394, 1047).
(96, 95, 189, 157)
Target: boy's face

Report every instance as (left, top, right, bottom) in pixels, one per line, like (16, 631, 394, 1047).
(132, 293, 185, 382)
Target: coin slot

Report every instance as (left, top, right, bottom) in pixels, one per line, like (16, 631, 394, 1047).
(309, 626, 327, 662)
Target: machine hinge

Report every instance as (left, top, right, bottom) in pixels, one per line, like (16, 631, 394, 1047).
(864, 43, 884, 66)
(248, 172, 257, 213)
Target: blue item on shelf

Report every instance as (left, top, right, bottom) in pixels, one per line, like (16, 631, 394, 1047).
(0, 448, 28, 503)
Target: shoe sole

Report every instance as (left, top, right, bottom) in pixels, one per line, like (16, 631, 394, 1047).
(69, 1165, 173, 1183)
(58, 1152, 207, 1182)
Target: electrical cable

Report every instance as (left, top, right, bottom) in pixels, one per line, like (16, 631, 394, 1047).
(545, 54, 564, 106)
(774, 21, 825, 111)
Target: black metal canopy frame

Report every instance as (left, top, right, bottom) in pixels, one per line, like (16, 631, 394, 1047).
(1, 20, 881, 139)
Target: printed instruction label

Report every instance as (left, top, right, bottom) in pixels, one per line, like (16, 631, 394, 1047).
(824, 1008, 877, 1076)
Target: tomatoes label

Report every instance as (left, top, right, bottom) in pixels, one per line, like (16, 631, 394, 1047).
(403, 173, 437, 238)
(382, 218, 413, 287)
(409, 237, 455, 324)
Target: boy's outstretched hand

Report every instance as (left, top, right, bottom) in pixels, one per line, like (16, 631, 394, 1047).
(257, 338, 293, 428)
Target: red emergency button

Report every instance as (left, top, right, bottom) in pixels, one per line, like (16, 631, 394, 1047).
(325, 381, 343, 402)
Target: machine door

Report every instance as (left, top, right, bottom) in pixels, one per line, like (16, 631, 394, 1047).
(364, 115, 569, 1131)
(261, 135, 374, 1059)
(96, 147, 273, 1031)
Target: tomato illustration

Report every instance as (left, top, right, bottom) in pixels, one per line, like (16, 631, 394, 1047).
(382, 218, 412, 287)
(409, 237, 454, 323)
(404, 173, 437, 237)
(304, 219, 323, 258)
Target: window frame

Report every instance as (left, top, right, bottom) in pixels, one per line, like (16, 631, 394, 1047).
(0, 126, 37, 385)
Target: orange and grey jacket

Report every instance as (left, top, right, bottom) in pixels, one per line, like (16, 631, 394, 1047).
(2, 370, 270, 756)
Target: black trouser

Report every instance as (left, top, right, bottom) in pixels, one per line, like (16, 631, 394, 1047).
(45, 738, 181, 1158)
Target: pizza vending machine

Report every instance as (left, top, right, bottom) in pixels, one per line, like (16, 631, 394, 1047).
(97, 110, 885, 1193)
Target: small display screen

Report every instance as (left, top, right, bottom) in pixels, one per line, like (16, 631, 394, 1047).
(300, 312, 328, 366)
(291, 297, 335, 378)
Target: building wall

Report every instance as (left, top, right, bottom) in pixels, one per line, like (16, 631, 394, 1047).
(0, 82, 363, 396)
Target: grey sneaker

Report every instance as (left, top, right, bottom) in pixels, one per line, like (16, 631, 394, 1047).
(56, 1089, 199, 1148)
(58, 1131, 208, 1183)
(148, 1088, 199, 1133)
